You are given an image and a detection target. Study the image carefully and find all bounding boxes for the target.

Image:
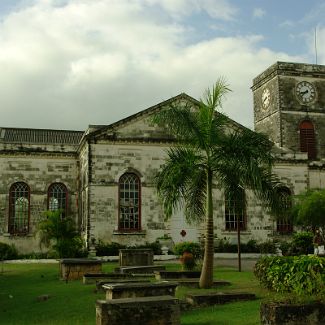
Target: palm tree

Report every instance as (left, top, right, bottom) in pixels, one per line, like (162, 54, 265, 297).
(153, 79, 284, 288)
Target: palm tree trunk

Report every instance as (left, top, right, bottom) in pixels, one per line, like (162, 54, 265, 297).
(199, 169, 214, 288)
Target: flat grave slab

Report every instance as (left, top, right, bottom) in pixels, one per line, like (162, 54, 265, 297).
(155, 270, 201, 280)
(115, 265, 166, 274)
(102, 281, 178, 300)
(96, 279, 151, 292)
(176, 279, 231, 288)
(186, 292, 256, 306)
(83, 272, 132, 284)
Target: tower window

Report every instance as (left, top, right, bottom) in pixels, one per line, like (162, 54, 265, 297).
(299, 120, 316, 159)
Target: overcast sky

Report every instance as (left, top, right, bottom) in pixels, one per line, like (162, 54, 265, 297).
(0, 0, 324, 131)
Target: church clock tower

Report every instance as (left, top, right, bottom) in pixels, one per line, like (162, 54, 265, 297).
(252, 62, 325, 160)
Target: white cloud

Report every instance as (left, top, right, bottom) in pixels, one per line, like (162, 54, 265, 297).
(253, 8, 265, 19)
(143, 0, 238, 21)
(279, 20, 295, 28)
(0, 0, 303, 131)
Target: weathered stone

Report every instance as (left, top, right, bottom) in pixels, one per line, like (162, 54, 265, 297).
(96, 279, 151, 292)
(59, 259, 102, 280)
(186, 292, 256, 307)
(155, 270, 201, 280)
(119, 249, 153, 267)
(96, 296, 180, 325)
(102, 281, 178, 300)
(116, 265, 166, 274)
(260, 302, 325, 325)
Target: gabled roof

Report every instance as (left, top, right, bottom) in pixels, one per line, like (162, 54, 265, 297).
(0, 127, 83, 145)
(83, 92, 250, 143)
(84, 93, 199, 140)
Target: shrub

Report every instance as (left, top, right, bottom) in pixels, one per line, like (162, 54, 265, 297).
(214, 238, 275, 254)
(214, 238, 237, 253)
(95, 241, 126, 256)
(279, 241, 291, 256)
(173, 241, 203, 259)
(95, 241, 162, 256)
(254, 255, 325, 296)
(37, 210, 86, 258)
(244, 239, 259, 253)
(0, 242, 18, 260)
(133, 241, 162, 255)
(180, 252, 196, 270)
(258, 240, 277, 254)
(290, 231, 313, 255)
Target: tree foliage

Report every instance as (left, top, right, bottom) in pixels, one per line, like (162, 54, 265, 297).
(153, 78, 284, 288)
(0, 242, 18, 260)
(37, 210, 86, 258)
(292, 189, 325, 229)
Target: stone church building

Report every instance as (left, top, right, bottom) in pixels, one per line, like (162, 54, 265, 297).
(1, 61, 325, 254)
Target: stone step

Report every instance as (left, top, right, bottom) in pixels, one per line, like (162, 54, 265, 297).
(186, 292, 256, 306)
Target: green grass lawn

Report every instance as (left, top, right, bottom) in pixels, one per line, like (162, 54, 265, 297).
(0, 262, 266, 325)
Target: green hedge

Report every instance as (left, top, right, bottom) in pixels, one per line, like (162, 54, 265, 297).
(0, 242, 18, 260)
(214, 239, 277, 254)
(95, 240, 162, 256)
(254, 255, 325, 296)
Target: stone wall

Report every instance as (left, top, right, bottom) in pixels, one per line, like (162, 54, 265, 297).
(0, 151, 79, 253)
(86, 142, 200, 245)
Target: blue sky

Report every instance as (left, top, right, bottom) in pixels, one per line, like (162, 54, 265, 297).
(0, 0, 324, 130)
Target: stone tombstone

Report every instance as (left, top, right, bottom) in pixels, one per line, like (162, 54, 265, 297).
(119, 249, 153, 267)
(96, 296, 180, 325)
(59, 258, 102, 280)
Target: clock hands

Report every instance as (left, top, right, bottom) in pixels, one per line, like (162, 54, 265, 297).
(299, 89, 309, 96)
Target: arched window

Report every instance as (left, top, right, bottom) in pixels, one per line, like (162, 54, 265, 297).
(119, 173, 141, 231)
(276, 187, 293, 234)
(9, 182, 30, 235)
(224, 188, 246, 231)
(48, 183, 68, 218)
(300, 120, 316, 159)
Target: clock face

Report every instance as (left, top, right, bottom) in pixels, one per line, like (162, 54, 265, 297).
(296, 81, 316, 104)
(262, 88, 271, 110)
